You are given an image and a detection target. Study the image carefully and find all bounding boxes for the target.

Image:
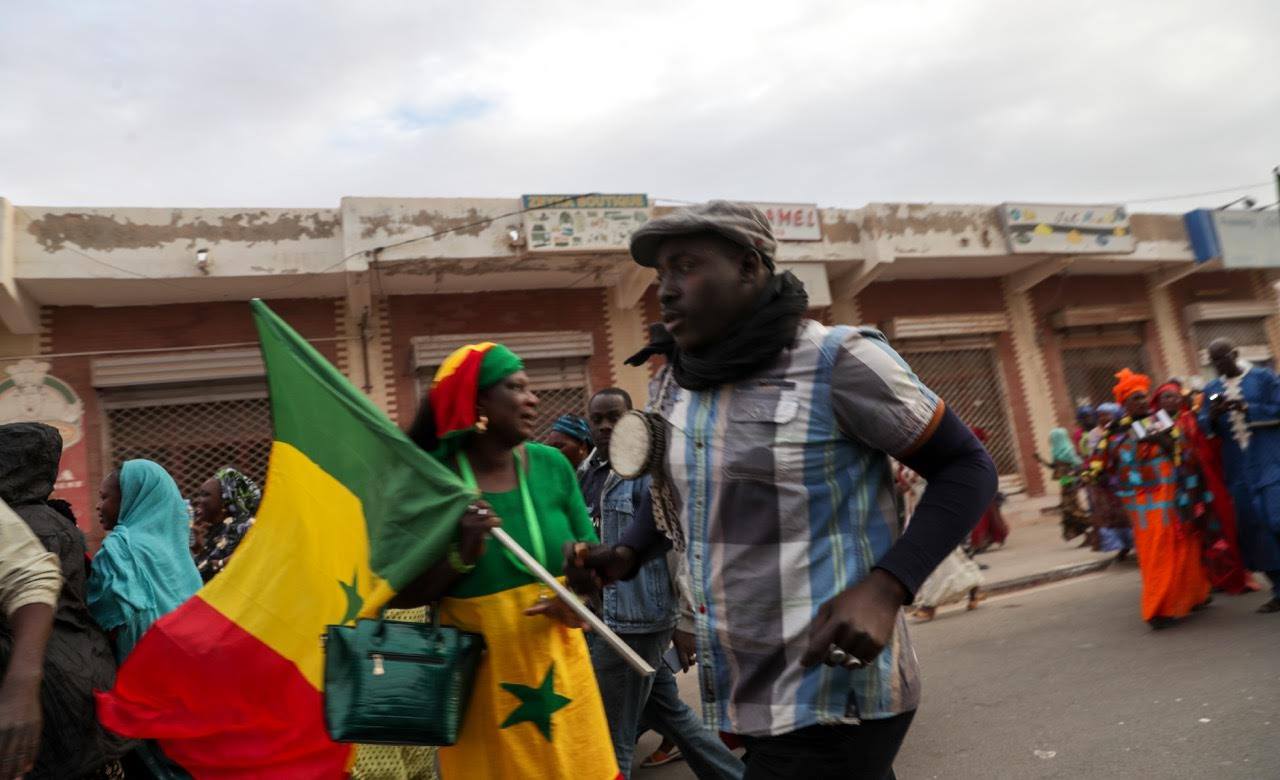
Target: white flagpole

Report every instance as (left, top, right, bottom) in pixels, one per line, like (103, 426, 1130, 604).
(489, 527, 655, 676)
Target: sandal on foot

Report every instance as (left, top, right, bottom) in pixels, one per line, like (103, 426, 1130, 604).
(640, 746, 683, 767)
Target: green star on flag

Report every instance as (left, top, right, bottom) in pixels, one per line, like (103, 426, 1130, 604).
(337, 570, 363, 625)
(499, 662, 572, 742)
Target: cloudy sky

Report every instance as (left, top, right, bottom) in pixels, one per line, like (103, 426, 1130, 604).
(2, 0, 1277, 212)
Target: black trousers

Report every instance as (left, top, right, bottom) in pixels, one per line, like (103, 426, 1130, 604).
(740, 711, 915, 780)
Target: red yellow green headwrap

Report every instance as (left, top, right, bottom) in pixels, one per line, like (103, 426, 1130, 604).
(1112, 368, 1151, 404)
(430, 342, 525, 443)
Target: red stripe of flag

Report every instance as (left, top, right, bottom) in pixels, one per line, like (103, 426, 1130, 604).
(96, 597, 350, 779)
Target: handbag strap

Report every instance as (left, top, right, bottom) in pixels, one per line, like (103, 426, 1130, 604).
(456, 447, 546, 574)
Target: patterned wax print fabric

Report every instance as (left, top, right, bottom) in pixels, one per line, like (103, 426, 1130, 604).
(434, 443, 618, 780)
(1091, 425, 1211, 621)
(194, 467, 261, 582)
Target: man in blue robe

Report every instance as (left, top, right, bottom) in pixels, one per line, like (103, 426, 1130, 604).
(1201, 338, 1280, 613)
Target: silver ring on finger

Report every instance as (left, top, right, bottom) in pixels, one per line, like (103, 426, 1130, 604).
(827, 646, 850, 666)
(842, 655, 865, 670)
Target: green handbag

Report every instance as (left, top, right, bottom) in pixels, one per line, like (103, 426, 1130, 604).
(323, 608, 485, 746)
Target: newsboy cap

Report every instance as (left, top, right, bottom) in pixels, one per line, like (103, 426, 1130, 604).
(629, 200, 777, 272)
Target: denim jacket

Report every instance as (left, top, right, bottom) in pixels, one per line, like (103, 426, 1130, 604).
(581, 457, 677, 634)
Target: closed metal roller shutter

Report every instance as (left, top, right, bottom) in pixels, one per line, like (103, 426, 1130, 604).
(896, 338, 1021, 477)
(97, 381, 271, 498)
(1058, 325, 1148, 408)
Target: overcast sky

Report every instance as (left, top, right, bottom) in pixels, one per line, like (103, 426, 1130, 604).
(2, 0, 1277, 212)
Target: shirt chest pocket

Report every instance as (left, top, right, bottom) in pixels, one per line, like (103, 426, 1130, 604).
(723, 389, 802, 482)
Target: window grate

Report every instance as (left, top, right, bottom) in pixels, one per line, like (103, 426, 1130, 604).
(104, 398, 272, 498)
(1061, 344, 1147, 409)
(897, 346, 1020, 475)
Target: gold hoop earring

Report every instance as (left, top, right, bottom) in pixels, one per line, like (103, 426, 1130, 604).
(475, 414, 489, 433)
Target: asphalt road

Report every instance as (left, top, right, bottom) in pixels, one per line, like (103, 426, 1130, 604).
(641, 563, 1279, 779)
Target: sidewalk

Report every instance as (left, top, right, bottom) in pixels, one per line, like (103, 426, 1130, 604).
(975, 495, 1116, 596)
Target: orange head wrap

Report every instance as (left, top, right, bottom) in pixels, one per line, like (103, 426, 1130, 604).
(1112, 368, 1152, 404)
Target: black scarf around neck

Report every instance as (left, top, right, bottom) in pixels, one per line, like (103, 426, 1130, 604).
(625, 270, 809, 391)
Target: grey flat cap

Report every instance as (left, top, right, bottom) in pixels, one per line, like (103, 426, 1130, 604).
(630, 200, 777, 271)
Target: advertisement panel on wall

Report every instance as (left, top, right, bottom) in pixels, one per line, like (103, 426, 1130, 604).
(1184, 208, 1280, 268)
(1000, 203, 1134, 253)
(521, 194, 650, 252)
(0, 359, 92, 530)
(749, 202, 822, 241)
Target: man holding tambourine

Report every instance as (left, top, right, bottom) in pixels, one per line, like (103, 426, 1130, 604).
(563, 201, 997, 780)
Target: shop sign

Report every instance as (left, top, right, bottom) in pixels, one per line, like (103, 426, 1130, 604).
(522, 194, 650, 252)
(0, 359, 92, 530)
(1000, 203, 1134, 254)
(1184, 208, 1280, 268)
(750, 202, 822, 241)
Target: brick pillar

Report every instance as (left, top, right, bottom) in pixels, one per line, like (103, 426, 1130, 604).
(1251, 270, 1280, 362)
(1001, 279, 1056, 473)
(606, 286, 653, 408)
(1146, 277, 1194, 380)
(830, 295, 862, 327)
(337, 272, 397, 420)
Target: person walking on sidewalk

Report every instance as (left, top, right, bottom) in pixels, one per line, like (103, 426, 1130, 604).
(579, 387, 743, 779)
(1200, 339, 1280, 613)
(565, 201, 997, 780)
(1089, 370, 1211, 629)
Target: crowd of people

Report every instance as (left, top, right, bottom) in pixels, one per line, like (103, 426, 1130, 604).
(1042, 339, 1280, 628)
(2, 200, 1276, 779)
(0, 422, 262, 778)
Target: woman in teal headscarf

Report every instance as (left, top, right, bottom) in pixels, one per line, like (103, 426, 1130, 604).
(89, 460, 203, 662)
(1045, 428, 1092, 546)
(89, 460, 202, 778)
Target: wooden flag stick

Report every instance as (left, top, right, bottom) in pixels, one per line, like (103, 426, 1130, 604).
(489, 527, 655, 676)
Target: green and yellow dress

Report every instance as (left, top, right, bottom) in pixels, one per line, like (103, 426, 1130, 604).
(436, 443, 620, 780)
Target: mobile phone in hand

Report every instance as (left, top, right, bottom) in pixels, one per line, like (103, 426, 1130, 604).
(662, 646, 683, 674)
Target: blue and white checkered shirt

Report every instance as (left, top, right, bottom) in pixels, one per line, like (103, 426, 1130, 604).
(652, 321, 941, 736)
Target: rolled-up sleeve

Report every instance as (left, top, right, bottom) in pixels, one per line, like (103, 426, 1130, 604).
(0, 499, 60, 616)
(831, 328, 944, 458)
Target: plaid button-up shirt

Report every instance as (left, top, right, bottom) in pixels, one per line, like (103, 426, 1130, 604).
(652, 321, 941, 736)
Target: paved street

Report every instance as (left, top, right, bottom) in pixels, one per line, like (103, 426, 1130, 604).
(640, 564, 1279, 779)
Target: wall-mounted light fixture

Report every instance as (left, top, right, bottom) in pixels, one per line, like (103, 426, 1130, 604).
(507, 227, 524, 247)
(195, 248, 211, 274)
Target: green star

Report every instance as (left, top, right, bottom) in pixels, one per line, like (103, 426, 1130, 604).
(337, 570, 363, 625)
(499, 662, 572, 742)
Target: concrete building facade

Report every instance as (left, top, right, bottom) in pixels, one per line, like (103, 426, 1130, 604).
(2, 194, 1275, 533)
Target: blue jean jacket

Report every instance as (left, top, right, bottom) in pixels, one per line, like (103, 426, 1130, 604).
(592, 471, 677, 635)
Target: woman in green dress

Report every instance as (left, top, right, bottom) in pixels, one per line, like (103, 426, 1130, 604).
(391, 342, 620, 780)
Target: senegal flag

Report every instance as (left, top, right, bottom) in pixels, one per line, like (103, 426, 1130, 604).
(95, 300, 476, 777)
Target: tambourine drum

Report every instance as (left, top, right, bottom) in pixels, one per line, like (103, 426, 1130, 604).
(610, 410, 665, 479)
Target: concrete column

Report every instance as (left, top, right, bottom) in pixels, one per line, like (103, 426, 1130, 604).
(0, 198, 40, 336)
(1001, 279, 1056, 462)
(830, 295, 862, 327)
(1146, 276, 1195, 380)
(336, 270, 397, 419)
(1252, 270, 1280, 363)
(606, 283, 654, 408)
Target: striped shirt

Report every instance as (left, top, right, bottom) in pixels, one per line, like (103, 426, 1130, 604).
(652, 321, 941, 736)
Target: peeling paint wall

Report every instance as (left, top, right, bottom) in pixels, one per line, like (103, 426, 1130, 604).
(341, 197, 520, 263)
(14, 206, 342, 281)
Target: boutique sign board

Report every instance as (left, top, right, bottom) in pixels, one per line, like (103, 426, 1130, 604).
(522, 194, 651, 252)
(749, 202, 822, 241)
(1184, 208, 1280, 268)
(1000, 203, 1134, 254)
